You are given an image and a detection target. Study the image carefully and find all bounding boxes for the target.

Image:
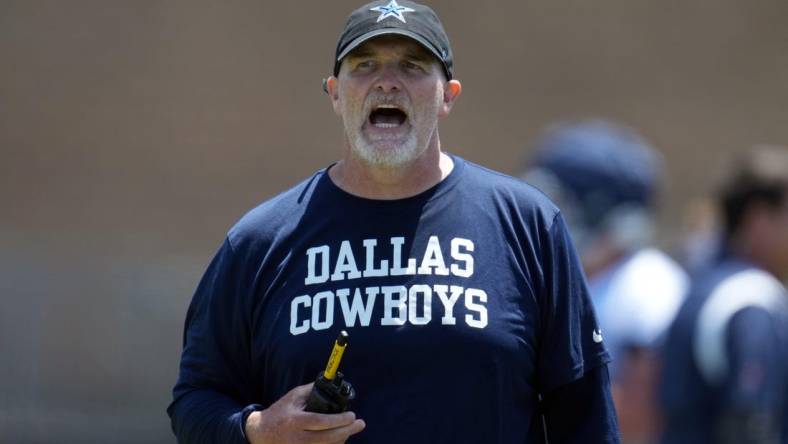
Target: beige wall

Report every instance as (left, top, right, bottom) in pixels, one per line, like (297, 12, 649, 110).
(2, 1, 787, 442)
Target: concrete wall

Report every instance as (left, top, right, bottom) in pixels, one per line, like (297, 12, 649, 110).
(1, 1, 787, 442)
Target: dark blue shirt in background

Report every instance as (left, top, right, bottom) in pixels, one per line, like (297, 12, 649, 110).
(660, 255, 788, 444)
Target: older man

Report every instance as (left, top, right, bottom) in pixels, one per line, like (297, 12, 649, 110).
(168, 1, 620, 443)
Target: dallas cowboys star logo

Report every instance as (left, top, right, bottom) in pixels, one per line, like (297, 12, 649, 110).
(370, 0, 415, 23)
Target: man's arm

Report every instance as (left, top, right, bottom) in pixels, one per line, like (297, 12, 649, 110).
(167, 238, 259, 443)
(169, 382, 366, 444)
(168, 238, 366, 444)
(712, 307, 785, 444)
(168, 388, 260, 444)
(533, 213, 620, 443)
(540, 365, 620, 444)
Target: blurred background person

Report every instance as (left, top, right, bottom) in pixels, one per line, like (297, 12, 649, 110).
(675, 196, 723, 274)
(659, 145, 788, 444)
(521, 120, 688, 444)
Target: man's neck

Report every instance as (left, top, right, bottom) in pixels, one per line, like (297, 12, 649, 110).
(328, 148, 454, 200)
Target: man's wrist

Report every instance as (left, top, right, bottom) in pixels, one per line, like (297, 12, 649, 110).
(241, 405, 264, 443)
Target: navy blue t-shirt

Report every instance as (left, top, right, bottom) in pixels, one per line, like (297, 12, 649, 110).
(660, 256, 788, 444)
(168, 155, 614, 443)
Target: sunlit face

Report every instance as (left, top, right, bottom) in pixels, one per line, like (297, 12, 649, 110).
(330, 35, 453, 167)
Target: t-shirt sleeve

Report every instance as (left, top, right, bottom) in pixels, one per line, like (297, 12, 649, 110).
(536, 212, 611, 393)
(540, 365, 621, 444)
(167, 238, 261, 444)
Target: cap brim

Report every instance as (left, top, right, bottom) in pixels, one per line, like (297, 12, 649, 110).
(336, 28, 444, 70)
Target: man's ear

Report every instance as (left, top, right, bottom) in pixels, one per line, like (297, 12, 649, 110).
(439, 80, 462, 118)
(325, 76, 341, 115)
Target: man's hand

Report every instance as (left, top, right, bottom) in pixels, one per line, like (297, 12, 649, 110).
(245, 383, 366, 444)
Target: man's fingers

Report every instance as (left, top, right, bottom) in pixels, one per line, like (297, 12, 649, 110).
(282, 382, 315, 408)
(288, 382, 315, 399)
(302, 419, 366, 443)
(298, 410, 357, 431)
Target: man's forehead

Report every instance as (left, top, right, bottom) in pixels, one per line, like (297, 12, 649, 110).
(346, 35, 435, 60)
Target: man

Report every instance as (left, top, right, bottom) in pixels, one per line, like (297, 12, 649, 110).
(660, 145, 788, 444)
(522, 121, 688, 444)
(168, 2, 620, 443)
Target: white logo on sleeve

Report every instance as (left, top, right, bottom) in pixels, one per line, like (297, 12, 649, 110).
(592, 329, 603, 343)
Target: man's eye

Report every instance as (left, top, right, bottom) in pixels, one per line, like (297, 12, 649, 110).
(356, 61, 374, 69)
(403, 61, 422, 71)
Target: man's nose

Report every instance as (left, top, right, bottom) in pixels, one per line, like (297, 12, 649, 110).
(373, 64, 402, 93)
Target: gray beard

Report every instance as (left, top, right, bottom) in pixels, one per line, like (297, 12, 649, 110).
(350, 133, 420, 167)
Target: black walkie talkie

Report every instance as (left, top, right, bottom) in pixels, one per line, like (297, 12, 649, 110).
(304, 330, 356, 413)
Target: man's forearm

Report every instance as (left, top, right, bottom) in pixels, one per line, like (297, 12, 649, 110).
(168, 388, 260, 444)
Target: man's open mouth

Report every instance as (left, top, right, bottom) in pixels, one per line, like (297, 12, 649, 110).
(368, 104, 408, 128)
